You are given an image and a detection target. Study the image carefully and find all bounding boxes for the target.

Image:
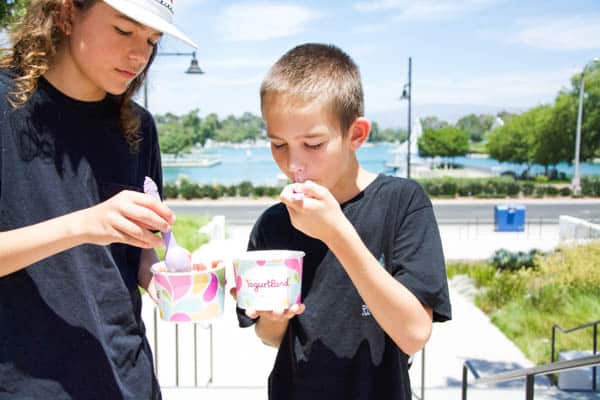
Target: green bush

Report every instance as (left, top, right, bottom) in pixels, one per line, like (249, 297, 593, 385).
(545, 186, 559, 197)
(581, 177, 600, 196)
(490, 248, 539, 272)
(179, 178, 201, 199)
(522, 182, 535, 196)
(238, 181, 254, 197)
(225, 185, 237, 197)
(164, 182, 178, 199)
(253, 186, 267, 197)
(440, 179, 458, 197)
(559, 187, 572, 196)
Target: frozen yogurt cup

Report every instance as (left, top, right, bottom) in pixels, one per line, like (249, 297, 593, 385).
(151, 261, 226, 322)
(233, 250, 304, 311)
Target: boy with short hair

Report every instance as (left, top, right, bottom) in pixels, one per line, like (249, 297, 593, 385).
(237, 43, 451, 400)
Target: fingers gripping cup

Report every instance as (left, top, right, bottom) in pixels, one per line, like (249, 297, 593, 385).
(151, 262, 226, 322)
(233, 250, 304, 311)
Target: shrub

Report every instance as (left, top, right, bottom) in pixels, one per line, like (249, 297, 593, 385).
(164, 182, 178, 199)
(490, 248, 539, 272)
(440, 179, 458, 197)
(545, 186, 559, 197)
(179, 179, 201, 199)
(522, 182, 535, 196)
(225, 185, 237, 197)
(559, 187, 572, 196)
(238, 181, 254, 197)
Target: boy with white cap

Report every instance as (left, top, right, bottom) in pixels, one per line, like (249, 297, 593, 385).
(0, 1, 195, 398)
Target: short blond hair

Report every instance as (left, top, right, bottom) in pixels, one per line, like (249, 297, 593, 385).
(260, 43, 364, 135)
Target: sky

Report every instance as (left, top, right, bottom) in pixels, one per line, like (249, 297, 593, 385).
(5, 0, 600, 127)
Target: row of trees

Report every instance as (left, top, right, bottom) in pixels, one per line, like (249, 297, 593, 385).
(487, 61, 600, 175)
(415, 61, 600, 174)
(156, 110, 407, 156)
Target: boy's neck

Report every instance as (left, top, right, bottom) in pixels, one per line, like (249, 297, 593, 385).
(331, 164, 377, 204)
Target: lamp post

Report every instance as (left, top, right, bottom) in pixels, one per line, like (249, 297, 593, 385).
(400, 57, 412, 179)
(572, 57, 598, 196)
(143, 51, 204, 110)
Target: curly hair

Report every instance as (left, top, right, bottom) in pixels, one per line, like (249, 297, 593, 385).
(0, 0, 156, 150)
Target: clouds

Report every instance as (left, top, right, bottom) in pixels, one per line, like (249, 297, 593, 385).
(353, 0, 501, 20)
(216, 3, 321, 42)
(514, 15, 600, 51)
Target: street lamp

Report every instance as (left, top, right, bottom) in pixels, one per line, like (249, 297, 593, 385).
(400, 57, 412, 179)
(143, 51, 204, 109)
(572, 57, 599, 196)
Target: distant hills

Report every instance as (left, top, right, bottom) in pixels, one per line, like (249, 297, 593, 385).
(366, 103, 526, 129)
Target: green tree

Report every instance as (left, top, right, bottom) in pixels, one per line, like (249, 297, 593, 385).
(420, 116, 448, 132)
(497, 110, 518, 123)
(532, 102, 572, 174)
(456, 113, 496, 142)
(368, 121, 407, 143)
(417, 126, 469, 167)
(1, 0, 30, 29)
(214, 112, 263, 143)
(198, 113, 219, 146)
(159, 123, 194, 156)
(487, 110, 536, 174)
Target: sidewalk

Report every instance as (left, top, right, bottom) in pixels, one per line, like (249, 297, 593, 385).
(142, 222, 595, 399)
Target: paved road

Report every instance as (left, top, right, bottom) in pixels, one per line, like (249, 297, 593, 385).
(167, 199, 600, 225)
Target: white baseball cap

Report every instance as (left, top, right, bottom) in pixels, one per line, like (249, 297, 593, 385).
(103, 0, 197, 48)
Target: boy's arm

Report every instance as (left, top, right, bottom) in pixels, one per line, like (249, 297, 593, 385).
(281, 181, 432, 355)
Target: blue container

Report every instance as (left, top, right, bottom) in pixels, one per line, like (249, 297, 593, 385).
(494, 204, 526, 232)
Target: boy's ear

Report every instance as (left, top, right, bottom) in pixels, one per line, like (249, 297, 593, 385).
(347, 117, 371, 150)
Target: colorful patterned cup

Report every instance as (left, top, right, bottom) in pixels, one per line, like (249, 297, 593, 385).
(233, 250, 304, 311)
(151, 261, 226, 322)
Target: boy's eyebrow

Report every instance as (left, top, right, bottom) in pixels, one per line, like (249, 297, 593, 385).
(116, 14, 164, 38)
(267, 133, 326, 140)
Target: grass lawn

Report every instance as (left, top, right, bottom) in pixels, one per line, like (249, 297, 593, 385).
(155, 215, 212, 260)
(447, 242, 600, 364)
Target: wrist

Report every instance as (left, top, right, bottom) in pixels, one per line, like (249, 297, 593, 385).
(63, 209, 92, 246)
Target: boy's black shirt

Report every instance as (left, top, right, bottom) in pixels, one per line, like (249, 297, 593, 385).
(0, 70, 162, 399)
(237, 174, 451, 400)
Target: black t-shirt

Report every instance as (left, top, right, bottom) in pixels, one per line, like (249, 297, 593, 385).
(0, 70, 162, 399)
(237, 174, 451, 400)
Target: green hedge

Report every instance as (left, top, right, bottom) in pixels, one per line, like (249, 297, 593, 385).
(162, 176, 598, 199)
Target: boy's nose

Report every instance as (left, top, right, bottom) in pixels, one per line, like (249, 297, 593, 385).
(289, 166, 306, 183)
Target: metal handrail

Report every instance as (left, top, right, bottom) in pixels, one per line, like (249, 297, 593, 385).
(551, 319, 599, 391)
(462, 354, 600, 400)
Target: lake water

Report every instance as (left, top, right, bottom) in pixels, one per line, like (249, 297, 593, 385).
(163, 144, 600, 185)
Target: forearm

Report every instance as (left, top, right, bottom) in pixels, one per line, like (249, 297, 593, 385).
(0, 210, 88, 277)
(325, 220, 433, 355)
(254, 317, 289, 348)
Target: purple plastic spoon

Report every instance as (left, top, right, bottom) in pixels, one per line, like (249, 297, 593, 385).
(143, 177, 191, 272)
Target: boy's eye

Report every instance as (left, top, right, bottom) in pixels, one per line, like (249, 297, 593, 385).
(271, 142, 287, 149)
(114, 26, 132, 36)
(304, 143, 323, 150)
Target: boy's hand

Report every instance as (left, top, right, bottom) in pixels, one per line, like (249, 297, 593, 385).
(280, 180, 348, 242)
(229, 288, 305, 320)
